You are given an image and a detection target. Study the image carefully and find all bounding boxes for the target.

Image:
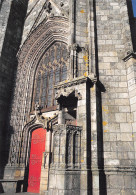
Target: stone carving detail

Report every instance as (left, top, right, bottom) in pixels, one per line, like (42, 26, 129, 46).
(51, 125, 82, 169)
(55, 88, 82, 101)
(67, 132, 72, 164)
(8, 17, 68, 166)
(10, 17, 68, 131)
(69, 43, 79, 78)
(25, 0, 69, 39)
(66, 125, 82, 168)
(35, 103, 58, 130)
(8, 131, 22, 165)
(32, 42, 68, 110)
(28, 1, 51, 36)
(50, 0, 69, 17)
(44, 2, 52, 14)
(54, 75, 93, 91)
(9, 103, 57, 166)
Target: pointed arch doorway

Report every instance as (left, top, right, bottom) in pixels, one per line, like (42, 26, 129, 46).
(27, 128, 46, 193)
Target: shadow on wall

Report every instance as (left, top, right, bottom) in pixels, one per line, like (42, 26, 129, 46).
(86, 82, 92, 195)
(0, 0, 29, 185)
(93, 0, 107, 194)
(96, 82, 107, 195)
(0, 0, 4, 11)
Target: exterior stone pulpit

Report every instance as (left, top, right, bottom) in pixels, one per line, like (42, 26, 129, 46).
(47, 75, 95, 194)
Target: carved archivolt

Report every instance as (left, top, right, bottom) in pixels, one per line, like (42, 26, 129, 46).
(10, 16, 69, 132)
(8, 16, 69, 165)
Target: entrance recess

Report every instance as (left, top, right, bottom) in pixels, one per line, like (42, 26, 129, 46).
(27, 128, 46, 193)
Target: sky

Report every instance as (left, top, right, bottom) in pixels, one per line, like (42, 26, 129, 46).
(132, 0, 136, 17)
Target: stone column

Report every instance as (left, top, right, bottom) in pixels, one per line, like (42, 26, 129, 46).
(69, 0, 76, 79)
(69, 0, 76, 45)
(58, 106, 65, 124)
(91, 82, 99, 195)
(40, 130, 52, 193)
(126, 57, 136, 166)
(88, 0, 95, 74)
(48, 125, 67, 194)
(0, 0, 12, 52)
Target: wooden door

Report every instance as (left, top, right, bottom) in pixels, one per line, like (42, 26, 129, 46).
(27, 128, 46, 193)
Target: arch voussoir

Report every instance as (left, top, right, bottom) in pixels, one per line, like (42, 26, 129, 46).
(9, 16, 69, 165)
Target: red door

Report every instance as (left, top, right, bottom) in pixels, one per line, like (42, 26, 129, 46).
(27, 128, 46, 193)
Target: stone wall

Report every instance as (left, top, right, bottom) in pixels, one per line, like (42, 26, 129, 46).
(0, 0, 28, 174)
(1, 0, 136, 194)
(95, 0, 136, 194)
(0, 0, 12, 171)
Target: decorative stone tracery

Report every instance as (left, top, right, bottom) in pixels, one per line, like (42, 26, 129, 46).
(51, 124, 82, 169)
(9, 16, 69, 166)
(66, 125, 82, 169)
(32, 42, 68, 111)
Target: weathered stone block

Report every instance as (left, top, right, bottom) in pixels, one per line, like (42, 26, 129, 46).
(80, 174, 87, 190)
(115, 113, 127, 122)
(109, 175, 124, 188)
(105, 159, 120, 166)
(120, 123, 132, 132)
(56, 174, 65, 189)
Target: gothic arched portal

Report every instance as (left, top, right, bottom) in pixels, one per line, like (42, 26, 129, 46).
(9, 16, 69, 166)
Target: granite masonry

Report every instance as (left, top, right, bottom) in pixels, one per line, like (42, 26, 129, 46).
(0, 0, 136, 194)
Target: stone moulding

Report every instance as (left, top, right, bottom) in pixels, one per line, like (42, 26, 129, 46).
(122, 51, 136, 62)
(54, 75, 96, 90)
(55, 88, 82, 101)
(10, 104, 58, 167)
(9, 16, 69, 166)
(10, 16, 69, 132)
(20, 123, 44, 167)
(17, 16, 69, 58)
(66, 124, 82, 132)
(54, 75, 96, 106)
(51, 124, 82, 170)
(32, 103, 58, 130)
(53, 124, 82, 135)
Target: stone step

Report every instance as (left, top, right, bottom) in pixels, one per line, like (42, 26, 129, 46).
(3, 193, 39, 195)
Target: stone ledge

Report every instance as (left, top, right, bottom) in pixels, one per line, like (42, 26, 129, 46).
(123, 52, 136, 62)
(0, 179, 23, 182)
(54, 75, 95, 89)
(0, 179, 23, 193)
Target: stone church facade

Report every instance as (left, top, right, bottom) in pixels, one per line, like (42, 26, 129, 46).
(0, 0, 136, 194)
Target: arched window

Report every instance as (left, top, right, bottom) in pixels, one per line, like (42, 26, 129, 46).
(32, 42, 68, 112)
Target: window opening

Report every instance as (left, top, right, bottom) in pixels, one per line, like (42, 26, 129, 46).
(32, 42, 68, 111)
